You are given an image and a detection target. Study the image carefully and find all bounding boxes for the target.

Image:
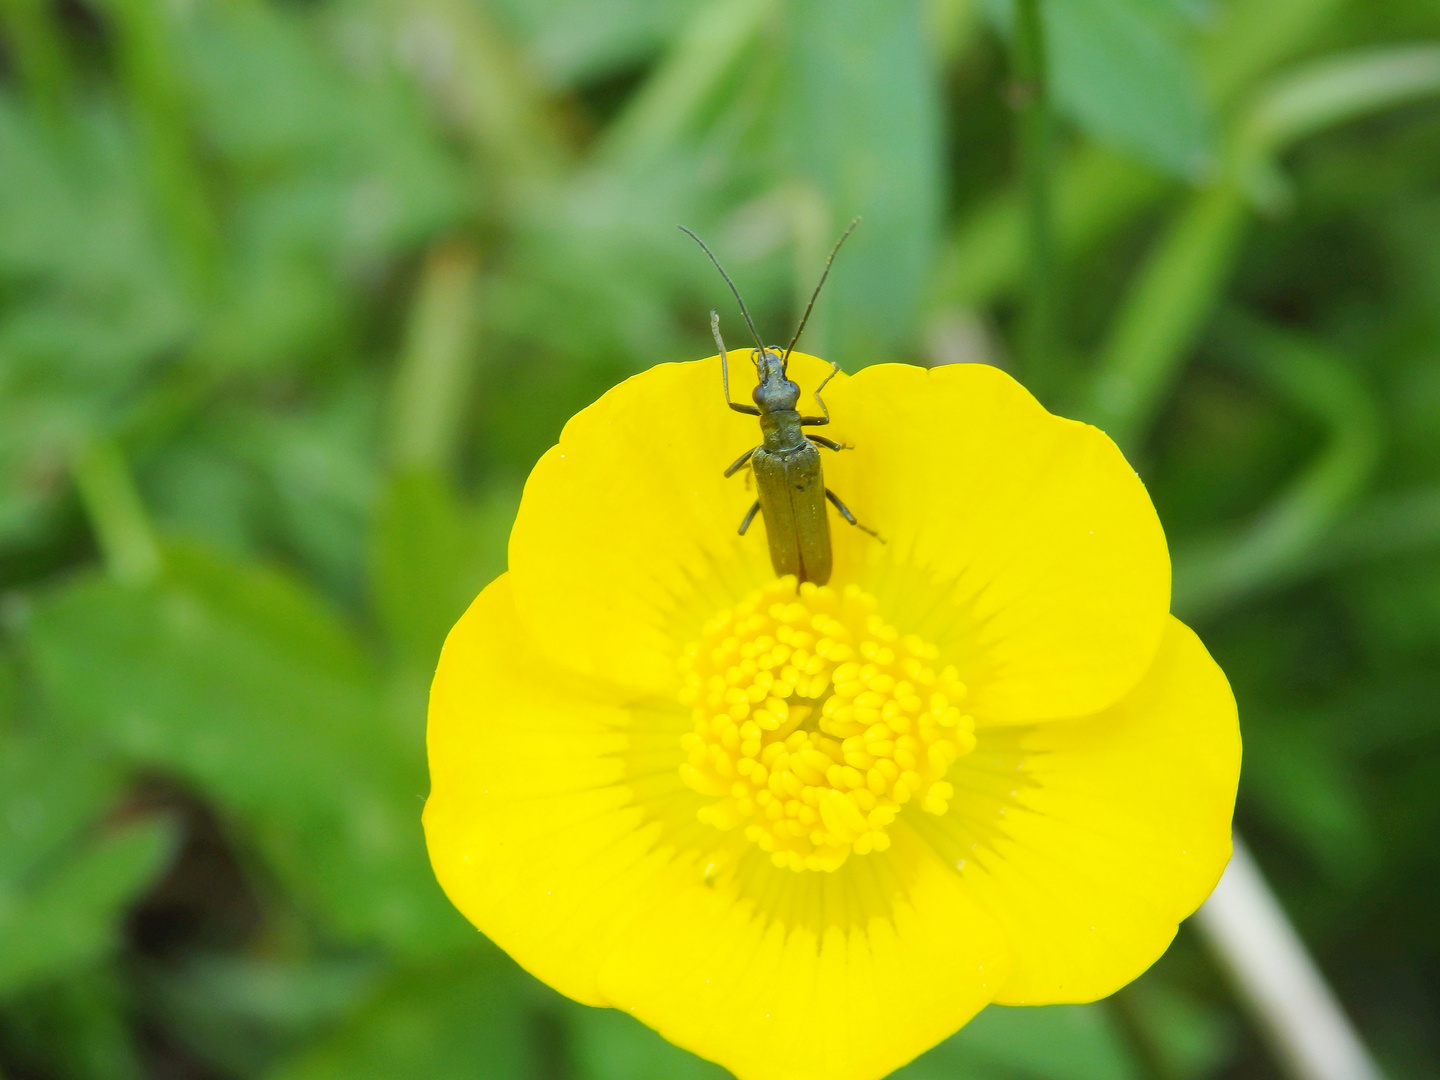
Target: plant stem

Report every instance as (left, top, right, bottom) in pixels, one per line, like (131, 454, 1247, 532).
(599, 0, 774, 170)
(73, 440, 161, 586)
(388, 243, 483, 473)
(932, 145, 1169, 314)
(1079, 182, 1247, 450)
(1011, 0, 1056, 391)
(1195, 837, 1385, 1080)
(101, 0, 219, 299)
(1171, 314, 1381, 621)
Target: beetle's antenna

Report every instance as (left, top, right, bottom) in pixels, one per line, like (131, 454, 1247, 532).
(678, 225, 767, 358)
(782, 216, 860, 368)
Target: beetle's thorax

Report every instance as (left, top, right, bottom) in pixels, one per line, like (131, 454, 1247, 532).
(758, 407, 805, 452)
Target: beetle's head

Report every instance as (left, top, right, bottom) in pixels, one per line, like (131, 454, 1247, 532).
(751, 348, 800, 411)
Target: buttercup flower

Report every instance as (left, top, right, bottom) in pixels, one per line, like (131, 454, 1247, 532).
(424, 353, 1240, 1080)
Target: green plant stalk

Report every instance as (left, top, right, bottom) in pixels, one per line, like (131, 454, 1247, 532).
(1078, 181, 1247, 450)
(391, 0, 568, 207)
(388, 244, 484, 473)
(598, 0, 775, 171)
(1235, 45, 1440, 213)
(1199, 0, 1349, 108)
(930, 0, 1350, 320)
(927, 0, 983, 66)
(100, 0, 219, 299)
(935, 4, 1413, 428)
(72, 441, 161, 587)
(1107, 986, 1173, 1080)
(1011, 0, 1057, 391)
(1172, 314, 1381, 622)
(1081, 43, 1440, 453)
(1293, 486, 1440, 581)
(932, 145, 1169, 312)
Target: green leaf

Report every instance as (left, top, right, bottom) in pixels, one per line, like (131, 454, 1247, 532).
(0, 94, 189, 546)
(173, 0, 463, 371)
(489, 0, 710, 86)
(0, 817, 176, 997)
(0, 728, 119, 887)
(983, 0, 1212, 177)
(135, 954, 381, 1076)
(269, 952, 532, 1080)
(1046, 0, 1212, 177)
(237, 375, 384, 601)
(1121, 981, 1238, 1080)
(1243, 718, 1373, 881)
(0, 721, 154, 1015)
(568, 1005, 731, 1080)
(0, 967, 147, 1080)
(777, 0, 944, 366)
(370, 469, 515, 673)
(25, 540, 469, 955)
(0, 652, 17, 728)
(895, 1003, 1141, 1080)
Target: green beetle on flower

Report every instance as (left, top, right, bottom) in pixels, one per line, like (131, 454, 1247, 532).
(423, 347, 1240, 1080)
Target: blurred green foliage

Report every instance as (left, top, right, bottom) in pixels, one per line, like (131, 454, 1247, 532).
(1, 0, 1439, 1076)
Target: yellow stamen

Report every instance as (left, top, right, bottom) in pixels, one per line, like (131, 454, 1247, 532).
(677, 577, 975, 872)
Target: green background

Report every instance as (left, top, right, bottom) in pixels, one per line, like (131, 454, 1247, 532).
(1, 0, 1438, 1077)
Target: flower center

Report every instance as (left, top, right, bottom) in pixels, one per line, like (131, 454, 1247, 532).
(677, 578, 975, 872)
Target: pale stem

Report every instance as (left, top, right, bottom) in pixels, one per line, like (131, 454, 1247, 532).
(1195, 835, 1385, 1080)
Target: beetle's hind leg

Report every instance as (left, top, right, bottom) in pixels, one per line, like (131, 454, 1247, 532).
(724, 446, 757, 477)
(825, 489, 882, 541)
(806, 434, 850, 452)
(737, 500, 761, 535)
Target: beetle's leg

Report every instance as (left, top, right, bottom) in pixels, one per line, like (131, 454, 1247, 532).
(724, 447, 757, 477)
(737, 500, 761, 536)
(825, 489, 882, 540)
(715, 311, 761, 417)
(806, 434, 849, 452)
(824, 489, 860, 526)
(799, 360, 841, 426)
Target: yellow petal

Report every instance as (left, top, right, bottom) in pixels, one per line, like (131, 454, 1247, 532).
(507, 352, 840, 696)
(425, 574, 682, 1006)
(819, 362, 1170, 723)
(426, 573, 1012, 1080)
(913, 616, 1239, 1003)
(599, 826, 1009, 1080)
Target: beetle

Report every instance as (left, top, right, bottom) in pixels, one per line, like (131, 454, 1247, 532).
(680, 222, 878, 586)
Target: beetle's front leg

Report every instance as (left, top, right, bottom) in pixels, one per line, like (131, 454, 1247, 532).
(724, 447, 757, 478)
(799, 361, 840, 426)
(715, 311, 761, 417)
(806, 435, 849, 452)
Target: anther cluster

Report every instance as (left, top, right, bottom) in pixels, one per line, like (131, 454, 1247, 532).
(678, 577, 975, 872)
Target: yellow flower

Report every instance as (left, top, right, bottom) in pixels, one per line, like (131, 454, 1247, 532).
(424, 353, 1240, 1080)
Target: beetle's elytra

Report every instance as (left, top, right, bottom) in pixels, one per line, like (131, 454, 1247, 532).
(680, 223, 879, 586)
